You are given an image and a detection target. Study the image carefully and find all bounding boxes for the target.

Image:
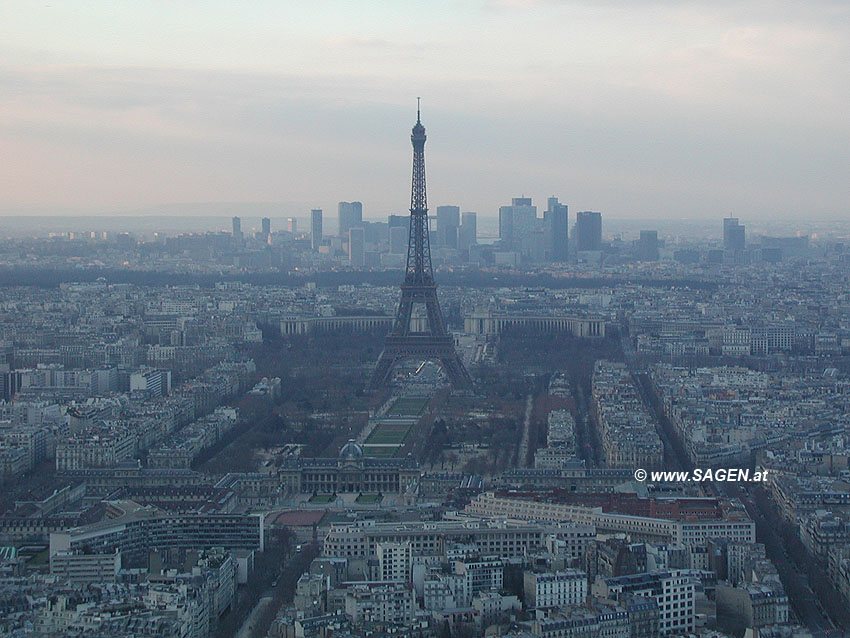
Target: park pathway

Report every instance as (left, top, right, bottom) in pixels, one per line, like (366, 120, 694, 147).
(517, 394, 533, 467)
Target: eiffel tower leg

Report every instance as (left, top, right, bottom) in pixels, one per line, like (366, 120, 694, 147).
(370, 350, 396, 390)
(440, 354, 472, 390)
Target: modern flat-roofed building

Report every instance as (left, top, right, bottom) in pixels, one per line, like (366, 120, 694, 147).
(311, 209, 323, 250)
(50, 550, 121, 583)
(49, 500, 263, 566)
(574, 211, 602, 252)
(338, 201, 363, 238)
(466, 491, 755, 545)
(348, 227, 365, 267)
(130, 369, 172, 397)
(458, 211, 477, 251)
(545, 197, 569, 262)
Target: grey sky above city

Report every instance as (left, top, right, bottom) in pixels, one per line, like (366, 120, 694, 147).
(2, 1, 848, 220)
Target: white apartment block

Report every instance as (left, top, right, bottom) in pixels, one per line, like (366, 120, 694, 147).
(524, 569, 588, 609)
(456, 556, 504, 597)
(423, 572, 467, 610)
(376, 542, 412, 583)
(593, 570, 696, 636)
(55, 429, 137, 470)
(50, 550, 121, 584)
(343, 583, 416, 625)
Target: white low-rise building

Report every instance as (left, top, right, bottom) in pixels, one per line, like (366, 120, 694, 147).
(524, 569, 587, 609)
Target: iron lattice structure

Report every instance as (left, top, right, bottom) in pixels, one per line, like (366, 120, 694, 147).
(370, 106, 472, 390)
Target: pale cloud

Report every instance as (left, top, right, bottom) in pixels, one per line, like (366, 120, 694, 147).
(0, 1, 847, 219)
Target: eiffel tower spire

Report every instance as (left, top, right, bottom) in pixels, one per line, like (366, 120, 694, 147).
(370, 104, 472, 390)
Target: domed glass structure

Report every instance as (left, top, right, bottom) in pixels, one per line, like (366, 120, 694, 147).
(339, 439, 364, 461)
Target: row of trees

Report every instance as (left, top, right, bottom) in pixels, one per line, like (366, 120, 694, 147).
(0, 265, 719, 291)
(212, 528, 296, 638)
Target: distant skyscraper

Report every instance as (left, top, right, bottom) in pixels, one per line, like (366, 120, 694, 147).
(388, 214, 409, 230)
(287, 217, 297, 234)
(389, 225, 408, 254)
(545, 197, 569, 262)
(311, 209, 323, 251)
(499, 197, 537, 253)
(723, 217, 745, 251)
(458, 212, 477, 251)
(575, 211, 602, 252)
(388, 214, 410, 254)
(499, 207, 513, 246)
(260, 217, 271, 244)
(232, 216, 242, 244)
(638, 230, 660, 261)
(436, 205, 460, 249)
(348, 227, 365, 267)
(338, 201, 363, 238)
(363, 221, 388, 245)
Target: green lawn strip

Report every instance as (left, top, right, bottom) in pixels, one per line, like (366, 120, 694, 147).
(365, 422, 412, 444)
(362, 445, 398, 458)
(386, 396, 429, 417)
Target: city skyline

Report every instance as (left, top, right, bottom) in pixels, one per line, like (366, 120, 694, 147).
(4, 5, 850, 630)
(3, 97, 850, 635)
(2, 1, 848, 220)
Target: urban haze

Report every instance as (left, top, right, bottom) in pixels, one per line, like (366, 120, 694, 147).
(1, 3, 850, 638)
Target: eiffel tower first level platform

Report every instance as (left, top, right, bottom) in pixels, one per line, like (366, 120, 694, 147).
(370, 103, 472, 391)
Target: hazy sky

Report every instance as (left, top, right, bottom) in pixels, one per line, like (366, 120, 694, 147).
(2, 1, 848, 220)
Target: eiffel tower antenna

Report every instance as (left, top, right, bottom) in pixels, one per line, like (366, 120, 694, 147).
(369, 104, 472, 391)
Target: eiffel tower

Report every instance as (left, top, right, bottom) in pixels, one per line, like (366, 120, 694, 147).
(370, 103, 472, 391)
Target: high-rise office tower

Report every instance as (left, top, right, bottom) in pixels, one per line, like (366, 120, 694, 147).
(499, 206, 513, 246)
(311, 209, 323, 251)
(388, 214, 409, 231)
(544, 197, 569, 262)
(260, 217, 271, 244)
(458, 212, 477, 251)
(499, 197, 537, 253)
(287, 217, 297, 234)
(388, 214, 411, 255)
(363, 221, 388, 245)
(638, 230, 660, 261)
(232, 216, 242, 245)
(574, 211, 602, 252)
(348, 227, 365, 267)
(338, 201, 363, 238)
(389, 225, 408, 254)
(531, 224, 547, 262)
(723, 217, 745, 251)
(436, 205, 460, 249)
